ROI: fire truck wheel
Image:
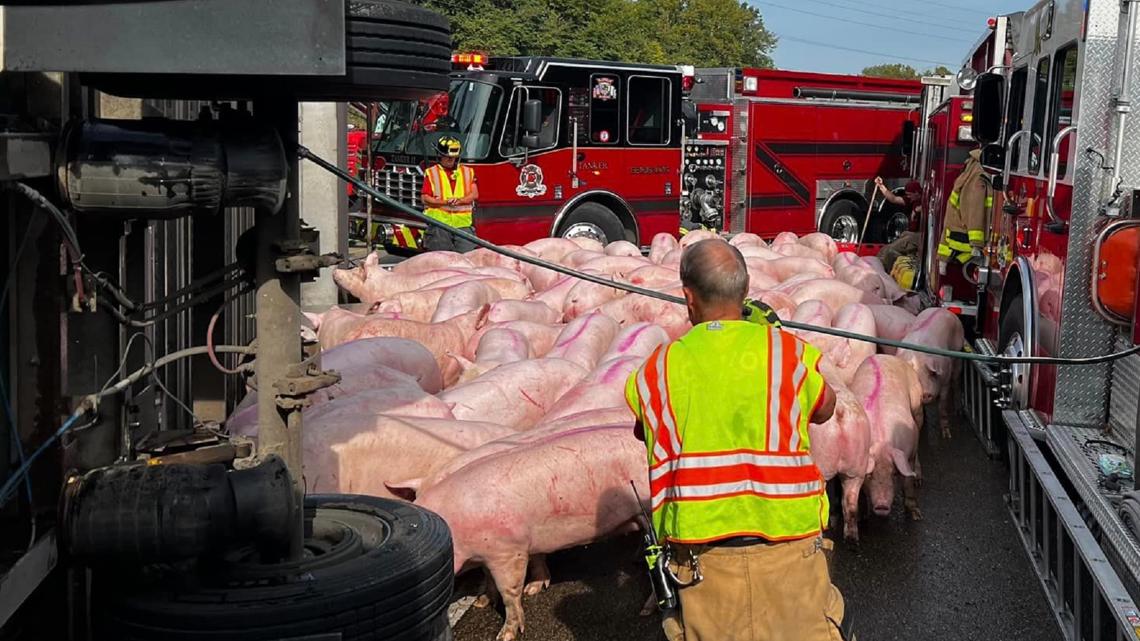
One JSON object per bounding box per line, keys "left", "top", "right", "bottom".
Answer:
{"left": 558, "top": 203, "right": 627, "bottom": 245}
{"left": 999, "top": 295, "right": 1031, "bottom": 410}
{"left": 820, "top": 200, "right": 865, "bottom": 244}
{"left": 872, "top": 211, "right": 912, "bottom": 244}
{"left": 92, "top": 495, "right": 454, "bottom": 641}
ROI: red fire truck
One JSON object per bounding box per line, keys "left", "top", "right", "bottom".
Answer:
{"left": 352, "top": 56, "right": 922, "bottom": 251}
{"left": 949, "top": 0, "right": 1140, "bottom": 633}
{"left": 685, "top": 68, "right": 921, "bottom": 244}
{"left": 914, "top": 15, "right": 1019, "bottom": 319}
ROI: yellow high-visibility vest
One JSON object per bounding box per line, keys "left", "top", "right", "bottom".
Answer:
{"left": 625, "top": 321, "right": 829, "bottom": 544}
{"left": 424, "top": 164, "right": 475, "bottom": 228}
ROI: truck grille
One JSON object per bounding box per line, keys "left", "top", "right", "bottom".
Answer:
{"left": 372, "top": 165, "right": 423, "bottom": 211}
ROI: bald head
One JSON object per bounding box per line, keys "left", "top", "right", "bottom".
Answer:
{"left": 680, "top": 239, "right": 749, "bottom": 309}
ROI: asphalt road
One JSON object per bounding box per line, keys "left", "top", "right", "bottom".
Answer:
{"left": 452, "top": 417, "right": 1062, "bottom": 641}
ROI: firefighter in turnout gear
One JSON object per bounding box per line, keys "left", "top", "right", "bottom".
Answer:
{"left": 421, "top": 136, "right": 479, "bottom": 252}
{"left": 937, "top": 148, "right": 992, "bottom": 274}
{"left": 625, "top": 239, "right": 847, "bottom": 641}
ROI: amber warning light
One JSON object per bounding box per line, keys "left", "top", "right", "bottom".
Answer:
{"left": 452, "top": 53, "right": 487, "bottom": 69}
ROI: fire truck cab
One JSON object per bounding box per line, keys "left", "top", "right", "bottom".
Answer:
{"left": 956, "top": 0, "right": 1140, "bottom": 635}
{"left": 362, "top": 55, "right": 684, "bottom": 250}
{"left": 914, "top": 14, "right": 1020, "bottom": 320}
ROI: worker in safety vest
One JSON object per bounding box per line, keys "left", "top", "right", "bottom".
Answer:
{"left": 937, "top": 148, "right": 992, "bottom": 274}
{"left": 421, "top": 136, "right": 478, "bottom": 253}
{"left": 626, "top": 239, "right": 845, "bottom": 641}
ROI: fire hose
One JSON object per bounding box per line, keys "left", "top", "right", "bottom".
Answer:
{"left": 295, "top": 145, "right": 1140, "bottom": 367}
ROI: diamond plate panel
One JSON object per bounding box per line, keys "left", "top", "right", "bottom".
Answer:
{"left": 729, "top": 98, "right": 749, "bottom": 234}
{"left": 1054, "top": 0, "right": 1132, "bottom": 426}
{"left": 1109, "top": 333, "right": 1140, "bottom": 443}
{"left": 1047, "top": 423, "right": 1140, "bottom": 581}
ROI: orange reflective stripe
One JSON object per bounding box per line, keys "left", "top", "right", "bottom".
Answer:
{"left": 644, "top": 346, "right": 680, "bottom": 460}
{"left": 649, "top": 451, "right": 823, "bottom": 508}
{"left": 766, "top": 328, "right": 784, "bottom": 451}
{"left": 775, "top": 332, "right": 801, "bottom": 452}
{"left": 653, "top": 347, "right": 681, "bottom": 457}
{"left": 425, "top": 166, "right": 442, "bottom": 198}
{"left": 786, "top": 337, "right": 808, "bottom": 452}
{"left": 638, "top": 345, "right": 673, "bottom": 462}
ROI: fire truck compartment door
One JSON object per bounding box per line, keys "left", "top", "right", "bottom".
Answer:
{"left": 1093, "top": 222, "right": 1140, "bottom": 324}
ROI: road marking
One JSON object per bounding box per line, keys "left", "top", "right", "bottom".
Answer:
{"left": 448, "top": 596, "right": 477, "bottom": 628}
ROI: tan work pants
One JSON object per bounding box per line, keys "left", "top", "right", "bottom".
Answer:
{"left": 663, "top": 536, "right": 845, "bottom": 641}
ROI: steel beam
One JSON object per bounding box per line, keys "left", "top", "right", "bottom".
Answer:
{"left": 253, "top": 101, "right": 304, "bottom": 558}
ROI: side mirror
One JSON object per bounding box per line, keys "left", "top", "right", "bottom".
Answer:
{"left": 522, "top": 134, "right": 540, "bottom": 149}
{"left": 901, "top": 120, "right": 916, "bottom": 154}
{"left": 980, "top": 143, "right": 1005, "bottom": 173}
{"left": 980, "top": 143, "right": 1005, "bottom": 189}
{"left": 971, "top": 73, "right": 1004, "bottom": 145}
{"left": 523, "top": 99, "right": 542, "bottom": 134}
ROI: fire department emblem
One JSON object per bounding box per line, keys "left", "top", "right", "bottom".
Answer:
{"left": 592, "top": 77, "right": 617, "bottom": 101}
{"left": 516, "top": 163, "right": 547, "bottom": 198}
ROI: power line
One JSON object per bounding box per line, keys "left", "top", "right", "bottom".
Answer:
{"left": 776, "top": 34, "right": 955, "bottom": 67}
{"left": 756, "top": 0, "right": 975, "bottom": 43}
{"left": 799, "top": 0, "right": 982, "bottom": 30}
{"left": 918, "top": 0, "right": 999, "bottom": 16}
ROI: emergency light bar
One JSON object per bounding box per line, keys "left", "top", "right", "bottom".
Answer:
{"left": 452, "top": 52, "right": 487, "bottom": 69}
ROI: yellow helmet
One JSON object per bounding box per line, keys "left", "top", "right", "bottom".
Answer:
{"left": 436, "top": 136, "right": 462, "bottom": 158}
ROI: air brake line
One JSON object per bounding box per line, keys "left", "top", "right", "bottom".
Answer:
{"left": 295, "top": 145, "right": 1140, "bottom": 367}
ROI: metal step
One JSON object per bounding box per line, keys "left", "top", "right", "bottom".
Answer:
{"left": 961, "top": 337, "right": 1003, "bottom": 456}
{"left": 1005, "top": 411, "right": 1140, "bottom": 640}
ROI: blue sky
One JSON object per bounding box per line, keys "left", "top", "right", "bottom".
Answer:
{"left": 755, "top": 0, "right": 1029, "bottom": 74}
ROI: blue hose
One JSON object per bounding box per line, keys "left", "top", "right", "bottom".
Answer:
{"left": 0, "top": 409, "right": 85, "bottom": 506}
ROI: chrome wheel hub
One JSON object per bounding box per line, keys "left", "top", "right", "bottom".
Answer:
{"left": 562, "top": 222, "right": 607, "bottom": 244}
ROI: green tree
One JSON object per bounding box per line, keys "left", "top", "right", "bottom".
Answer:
{"left": 861, "top": 64, "right": 954, "bottom": 79}
{"left": 861, "top": 63, "right": 920, "bottom": 79}
{"left": 423, "top": 0, "right": 776, "bottom": 68}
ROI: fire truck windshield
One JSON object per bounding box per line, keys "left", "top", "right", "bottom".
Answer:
{"left": 372, "top": 79, "right": 502, "bottom": 161}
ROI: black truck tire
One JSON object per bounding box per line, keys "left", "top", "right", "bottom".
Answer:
{"left": 93, "top": 495, "right": 454, "bottom": 641}
{"left": 82, "top": 0, "right": 452, "bottom": 101}
{"left": 558, "top": 202, "right": 627, "bottom": 245}
{"left": 820, "top": 200, "right": 865, "bottom": 244}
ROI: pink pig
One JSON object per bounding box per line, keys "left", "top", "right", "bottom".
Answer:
{"left": 808, "top": 380, "right": 873, "bottom": 541}
{"left": 414, "top": 424, "right": 649, "bottom": 641}
{"left": 894, "top": 307, "right": 965, "bottom": 438}
{"left": 849, "top": 355, "right": 924, "bottom": 521}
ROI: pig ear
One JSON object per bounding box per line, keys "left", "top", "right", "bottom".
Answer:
{"left": 891, "top": 448, "right": 916, "bottom": 477}
{"left": 447, "top": 352, "right": 475, "bottom": 372}
{"left": 364, "top": 251, "right": 380, "bottom": 267}
{"left": 865, "top": 455, "right": 876, "bottom": 476}
{"left": 384, "top": 478, "right": 422, "bottom": 502}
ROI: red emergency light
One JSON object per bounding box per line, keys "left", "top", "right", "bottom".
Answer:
{"left": 451, "top": 52, "right": 487, "bottom": 67}
{"left": 987, "top": 17, "right": 997, "bottom": 28}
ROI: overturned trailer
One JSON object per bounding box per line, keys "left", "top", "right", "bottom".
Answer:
{"left": 0, "top": 2, "right": 457, "bottom": 639}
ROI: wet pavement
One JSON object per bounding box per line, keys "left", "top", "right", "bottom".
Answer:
{"left": 452, "top": 418, "right": 1062, "bottom": 641}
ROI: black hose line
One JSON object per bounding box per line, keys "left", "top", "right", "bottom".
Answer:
{"left": 294, "top": 145, "right": 1140, "bottom": 367}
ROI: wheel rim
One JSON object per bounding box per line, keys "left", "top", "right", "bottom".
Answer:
{"left": 213, "top": 507, "right": 391, "bottom": 586}
{"left": 829, "top": 214, "right": 860, "bottom": 243}
{"left": 885, "top": 213, "right": 910, "bottom": 243}
{"left": 562, "top": 222, "right": 608, "bottom": 244}
{"left": 1003, "top": 331, "right": 1030, "bottom": 409}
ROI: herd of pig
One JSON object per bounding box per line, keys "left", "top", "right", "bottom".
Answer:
{"left": 227, "top": 229, "right": 964, "bottom": 641}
